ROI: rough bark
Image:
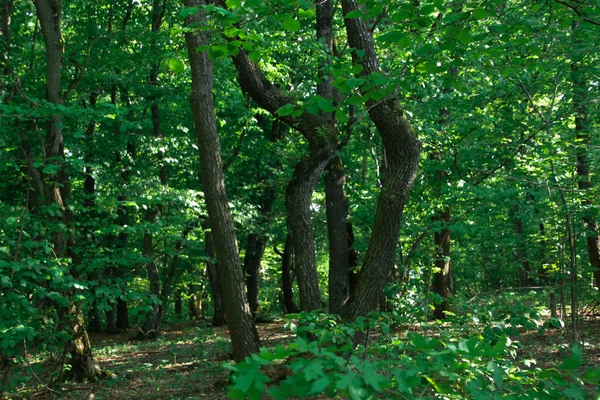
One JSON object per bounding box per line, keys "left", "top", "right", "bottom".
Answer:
{"left": 325, "top": 156, "right": 352, "bottom": 314}
{"left": 185, "top": 0, "right": 259, "bottom": 361}
{"left": 33, "top": 0, "right": 99, "bottom": 380}
{"left": 214, "top": 0, "right": 339, "bottom": 311}
{"left": 204, "top": 225, "right": 226, "bottom": 326}
{"left": 340, "top": 0, "right": 420, "bottom": 319}
{"left": 571, "top": 22, "right": 600, "bottom": 288}
{"left": 276, "top": 235, "right": 300, "bottom": 314}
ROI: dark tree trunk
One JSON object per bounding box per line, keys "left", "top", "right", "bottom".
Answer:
{"left": 105, "top": 305, "right": 118, "bottom": 333}
{"left": 340, "top": 0, "right": 420, "bottom": 319}
{"left": 33, "top": 0, "right": 99, "bottom": 380}
{"left": 514, "top": 211, "right": 534, "bottom": 287}
{"left": 571, "top": 22, "right": 600, "bottom": 289}
{"left": 142, "top": 210, "right": 160, "bottom": 338}
{"left": 325, "top": 156, "right": 352, "bottom": 315}
{"left": 244, "top": 234, "right": 265, "bottom": 315}
{"left": 188, "top": 284, "right": 200, "bottom": 320}
{"left": 216, "top": 0, "right": 339, "bottom": 312}
{"left": 175, "top": 291, "right": 182, "bottom": 321}
{"left": 185, "top": 1, "right": 260, "bottom": 361}
{"left": 88, "top": 301, "right": 102, "bottom": 333}
{"left": 116, "top": 298, "right": 129, "bottom": 330}
{"left": 204, "top": 225, "right": 226, "bottom": 326}
{"left": 277, "top": 235, "right": 300, "bottom": 314}
{"left": 432, "top": 208, "right": 452, "bottom": 319}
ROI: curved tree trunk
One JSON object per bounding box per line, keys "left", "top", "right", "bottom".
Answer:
{"left": 185, "top": 1, "right": 259, "bottom": 362}
{"left": 340, "top": 0, "right": 420, "bottom": 319}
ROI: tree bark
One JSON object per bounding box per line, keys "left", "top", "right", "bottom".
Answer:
{"left": 33, "top": 0, "right": 99, "bottom": 380}
{"left": 571, "top": 21, "right": 600, "bottom": 289}
{"left": 204, "top": 225, "right": 226, "bottom": 326}
{"left": 184, "top": 0, "right": 259, "bottom": 361}
{"left": 215, "top": 0, "right": 339, "bottom": 311}
{"left": 276, "top": 235, "right": 300, "bottom": 314}
{"left": 340, "top": 0, "right": 420, "bottom": 319}
{"left": 325, "top": 156, "right": 352, "bottom": 314}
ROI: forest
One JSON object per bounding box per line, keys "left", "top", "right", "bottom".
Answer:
{"left": 0, "top": 0, "right": 599, "bottom": 398}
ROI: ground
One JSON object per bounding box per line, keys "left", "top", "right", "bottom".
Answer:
{"left": 3, "top": 315, "right": 600, "bottom": 399}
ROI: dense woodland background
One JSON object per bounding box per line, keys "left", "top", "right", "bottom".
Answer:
{"left": 1, "top": 0, "right": 600, "bottom": 398}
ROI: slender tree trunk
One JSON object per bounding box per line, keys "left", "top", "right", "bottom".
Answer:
{"left": 175, "top": 291, "right": 182, "bottom": 321}
{"left": 185, "top": 1, "right": 260, "bottom": 361}
{"left": 33, "top": 0, "right": 99, "bottom": 380}
{"left": 188, "top": 284, "right": 200, "bottom": 320}
{"left": 340, "top": 0, "right": 420, "bottom": 319}
{"left": 244, "top": 234, "right": 263, "bottom": 314}
{"left": 432, "top": 209, "right": 452, "bottom": 319}
{"left": 276, "top": 235, "right": 300, "bottom": 314}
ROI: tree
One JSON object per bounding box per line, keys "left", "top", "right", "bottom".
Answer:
{"left": 184, "top": 0, "right": 260, "bottom": 362}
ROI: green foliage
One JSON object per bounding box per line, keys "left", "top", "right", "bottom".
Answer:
{"left": 228, "top": 312, "right": 599, "bottom": 399}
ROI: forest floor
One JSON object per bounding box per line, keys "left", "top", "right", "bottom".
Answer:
{"left": 4, "top": 315, "right": 600, "bottom": 399}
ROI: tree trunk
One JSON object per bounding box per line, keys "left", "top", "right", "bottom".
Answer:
{"left": 175, "top": 291, "right": 182, "bottom": 321}
{"left": 204, "top": 226, "right": 226, "bottom": 326}
{"left": 325, "top": 156, "right": 352, "bottom": 314}
{"left": 33, "top": 0, "right": 99, "bottom": 380}
{"left": 276, "top": 235, "right": 300, "bottom": 314}
{"left": 571, "top": 21, "right": 600, "bottom": 289}
{"left": 185, "top": 1, "right": 260, "bottom": 361}
{"left": 244, "top": 234, "right": 264, "bottom": 315}
{"left": 217, "top": 0, "right": 339, "bottom": 312}
{"left": 340, "top": 0, "right": 420, "bottom": 319}
{"left": 432, "top": 208, "right": 452, "bottom": 319}
{"left": 188, "top": 284, "right": 200, "bottom": 320}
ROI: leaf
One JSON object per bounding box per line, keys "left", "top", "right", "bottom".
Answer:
{"left": 345, "top": 10, "right": 362, "bottom": 19}
{"left": 310, "top": 376, "right": 329, "bottom": 394}
{"left": 457, "top": 31, "right": 474, "bottom": 45}
{"left": 472, "top": 7, "right": 488, "bottom": 19}
{"left": 276, "top": 104, "right": 296, "bottom": 117}
{"left": 283, "top": 18, "right": 301, "bottom": 33}
{"left": 226, "top": 0, "right": 242, "bottom": 8}
{"left": 168, "top": 58, "right": 185, "bottom": 73}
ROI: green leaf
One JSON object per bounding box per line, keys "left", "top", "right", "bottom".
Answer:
{"left": 167, "top": 58, "right": 185, "bottom": 73}
{"left": 345, "top": 10, "right": 362, "bottom": 19}
{"left": 283, "top": 18, "right": 301, "bottom": 33}
{"left": 276, "top": 104, "right": 296, "bottom": 117}
{"left": 226, "top": 0, "right": 242, "bottom": 8}
{"left": 457, "top": 31, "right": 474, "bottom": 45}
{"left": 310, "top": 376, "right": 329, "bottom": 394}
{"left": 472, "top": 7, "right": 488, "bottom": 19}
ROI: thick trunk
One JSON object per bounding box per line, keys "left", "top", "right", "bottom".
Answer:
{"left": 325, "top": 156, "right": 351, "bottom": 314}
{"left": 34, "top": 0, "right": 98, "bottom": 380}
{"left": 205, "top": 225, "right": 226, "bottom": 326}
{"left": 278, "top": 235, "right": 300, "bottom": 314}
{"left": 432, "top": 208, "right": 451, "bottom": 319}
{"left": 185, "top": 1, "right": 260, "bottom": 361}
{"left": 340, "top": 0, "right": 420, "bottom": 319}
{"left": 116, "top": 298, "right": 129, "bottom": 329}
{"left": 285, "top": 150, "right": 332, "bottom": 311}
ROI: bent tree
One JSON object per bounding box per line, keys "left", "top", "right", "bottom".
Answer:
{"left": 184, "top": 0, "right": 260, "bottom": 362}
{"left": 340, "top": 0, "right": 420, "bottom": 319}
